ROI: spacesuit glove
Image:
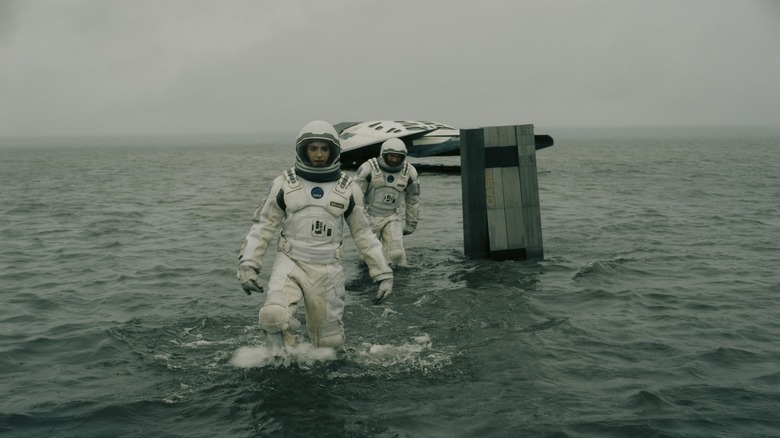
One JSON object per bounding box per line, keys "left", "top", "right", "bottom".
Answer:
{"left": 237, "top": 263, "right": 263, "bottom": 295}
{"left": 373, "top": 278, "right": 393, "bottom": 305}
{"left": 403, "top": 224, "right": 416, "bottom": 236}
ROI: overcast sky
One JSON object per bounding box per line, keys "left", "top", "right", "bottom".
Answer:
{"left": 1, "top": 0, "right": 778, "bottom": 137}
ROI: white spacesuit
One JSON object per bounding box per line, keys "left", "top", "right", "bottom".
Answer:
{"left": 237, "top": 121, "right": 393, "bottom": 351}
{"left": 355, "top": 138, "right": 420, "bottom": 267}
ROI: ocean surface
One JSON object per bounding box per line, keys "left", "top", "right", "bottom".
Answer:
{"left": 1, "top": 127, "right": 779, "bottom": 438}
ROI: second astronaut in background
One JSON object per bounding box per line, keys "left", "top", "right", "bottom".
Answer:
{"left": 355, "top": 138, "right": 420, "bottom": 267}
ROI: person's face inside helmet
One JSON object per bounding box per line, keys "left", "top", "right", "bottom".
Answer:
{"left": 384, "top": 152, "right": 404, "bottom": 166}
{"left": 305, "top": 141, "right": 331, "bottom": 167}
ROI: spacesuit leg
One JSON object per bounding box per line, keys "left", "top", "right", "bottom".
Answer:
{"left": 382, "top": 218, "right": 407, "bottom": 267}
{"left": 297, "top": 260, "right": 347, "bottom": 349}
{"left": 367, "top": 214, "right": 392, "bottom": 265}
{"left": 258, "top": 253, "right": 303, "bottom": 349}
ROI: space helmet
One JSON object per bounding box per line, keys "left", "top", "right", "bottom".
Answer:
{"left": 377, "top": 138, "right": 407, "bottom": 172}
{"left": 294, "top": 120, "right": 342, "bottom": 182}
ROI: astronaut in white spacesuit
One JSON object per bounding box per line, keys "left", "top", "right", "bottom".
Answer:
{"left": 355, "top": 138, "right": 420, "bottom": 268}
{"left": 237, "top": 121, "right": 393, "bottom": 351}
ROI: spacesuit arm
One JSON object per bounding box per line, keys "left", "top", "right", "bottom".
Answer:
{"left": 354, "top": 162, "right": 372, "bottom": 195}
{"left": 404, "top": 165, "right": 420, "bottom": 234}
{"left": 345, "top": 185, "right": 393, "bottom": 282}
{"left": 238, "top": 176, "right": 286, "bottom": 270}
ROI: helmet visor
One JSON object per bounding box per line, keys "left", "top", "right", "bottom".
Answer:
{"left": 297, "top": 139, "right": 339, "bottom": 167}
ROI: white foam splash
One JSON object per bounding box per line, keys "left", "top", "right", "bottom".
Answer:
{"left": 230, "top": 333, "right": 454, "bottom": 376}
{"left": 230, "top": 343, "right": 337, "bottom": 369}
{"left": 351, "top": 334, "right": 432, "bottom": 366}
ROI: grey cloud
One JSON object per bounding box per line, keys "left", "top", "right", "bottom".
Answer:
{"left": 1, "top": 0, "right": 778, "bottom": 138}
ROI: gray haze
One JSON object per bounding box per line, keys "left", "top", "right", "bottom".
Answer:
{"left": 1, "top": 0, "right": 778, "bottom": 137}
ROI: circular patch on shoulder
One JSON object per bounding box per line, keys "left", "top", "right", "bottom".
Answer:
{"left": 386, "top": 175, "right": 395, "bottom": 183}
{"left": 310, "top": 187, "right": 324, "bottom": 199}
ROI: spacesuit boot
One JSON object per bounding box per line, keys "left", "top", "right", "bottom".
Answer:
{"left": 265, "top": 332, "right": 285, "bottom": 351}
{"left": 264, "top": 329, "right": 297, "bottom": 352}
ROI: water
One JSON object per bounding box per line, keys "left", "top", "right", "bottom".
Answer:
{"left": 1, "top": 128, "right": 779, "bottom": 437}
